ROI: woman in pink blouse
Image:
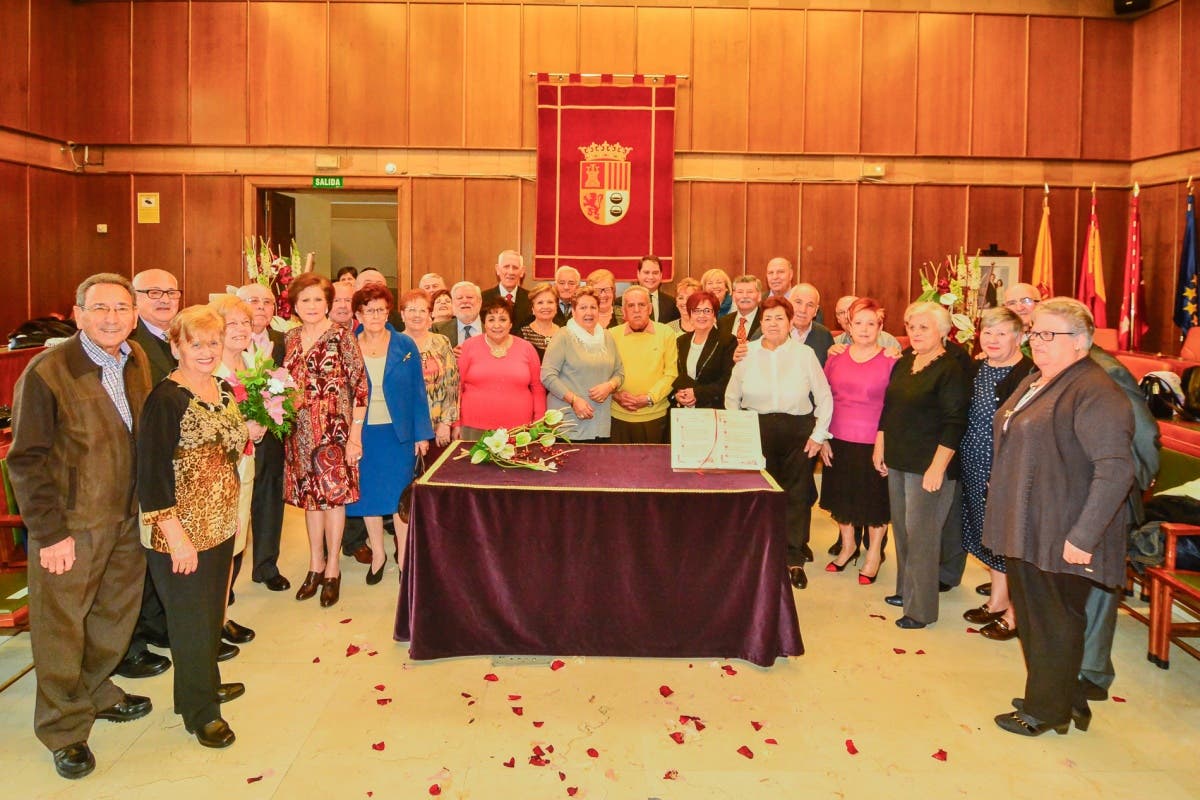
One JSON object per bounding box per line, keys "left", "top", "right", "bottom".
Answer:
{"left": 457, "top": 297, "right": 546, "bottom": 439}
{"left": 819, "top": 298, "right": 897, "bottom": 585}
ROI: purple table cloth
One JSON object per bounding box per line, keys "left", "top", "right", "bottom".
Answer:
{"left": 394, "top": 443, "right": 803, "bottom": 666}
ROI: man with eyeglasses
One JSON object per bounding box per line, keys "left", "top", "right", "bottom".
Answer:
{"left": 130, "top": 268, "right": 181, "bottom": 384}
{"left": 1002, "top": 282, "right": 1042, "bottom": 334}
{"left": 8, "top": 273, "right": 154, "bottom": 779}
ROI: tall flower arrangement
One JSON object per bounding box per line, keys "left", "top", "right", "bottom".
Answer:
{"left": 917, "top": 247, "right": 982, "bottom": 350}
{"left": 243, "top": 237, "right": 313, "bottom": 323}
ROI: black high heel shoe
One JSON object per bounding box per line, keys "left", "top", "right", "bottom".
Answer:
{"left": 366, "top": 561, "right": 385, "bottom": 585}
{"left": 825, "top": 549, "right": 860, "bottom": 573}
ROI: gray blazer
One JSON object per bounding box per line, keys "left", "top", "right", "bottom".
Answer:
{"left": 982, "top": 357, "right": 1134, "bottom": 588}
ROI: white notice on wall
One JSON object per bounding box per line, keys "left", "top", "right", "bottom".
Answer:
{"left": 670, "top": 408, "right": 765, "bottom": 472}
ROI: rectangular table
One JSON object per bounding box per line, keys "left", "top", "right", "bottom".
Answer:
{"left": 394, "top": 443, "right": 803, "bottom": 667}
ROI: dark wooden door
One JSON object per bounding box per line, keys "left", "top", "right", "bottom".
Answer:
{"left": 260, "top": 190, "right": 296, "bottom": 253}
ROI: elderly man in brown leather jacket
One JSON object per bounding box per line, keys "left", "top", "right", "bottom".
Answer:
{"left": 8, "top": 273, "right": 154, "bottom": 780}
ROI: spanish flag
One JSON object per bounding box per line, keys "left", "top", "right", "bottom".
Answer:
{"left": 1031, "top": 190, "right": 1054, "bottom": 300}
{"left": 1076, "top": 187, "right": 1107, "bottom": 325}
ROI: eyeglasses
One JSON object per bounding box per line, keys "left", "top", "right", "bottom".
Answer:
{"left": 359, "top": 307, "right": 390, "bottom": 316}
{"left": 1004, "top": 297, "right": 1037, "bottom": 308}
{"left": 402, "top": 306, "right": 429, "bottom": 314}
{"left": 135, "top": 288, "right": 182, "bottom": 300}
{"left": 78, "top": 303, "right": 134, "bottom": 316}
{"left": 245, "top": 297, "right": 275, "bottom": 307}
{"left": 690, "top": 308, "right": 715, "bottom": 316}
{"left": 1027, "top": 329, "right": 1077, "bottom": 342}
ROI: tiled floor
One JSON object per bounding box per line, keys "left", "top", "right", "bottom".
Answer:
{"left": 1, "top": 505, "right": 1198, "bottom": 799}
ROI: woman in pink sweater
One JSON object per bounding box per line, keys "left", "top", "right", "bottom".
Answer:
{"left": 457, "top": 297, "right": 546, "bottom": 439}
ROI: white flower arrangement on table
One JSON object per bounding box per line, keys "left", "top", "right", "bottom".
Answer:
{"left": 456, "top": 409, "right": 577, "bottom": 471}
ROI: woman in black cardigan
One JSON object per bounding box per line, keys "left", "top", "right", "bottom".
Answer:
{"left": 672, "top": 291, "right": 736, "bottom": 409}
{"left": 958, "top": 307, "right": 1034, "bottom": 641}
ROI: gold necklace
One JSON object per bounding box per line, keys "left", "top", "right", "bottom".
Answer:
{"left": 487, "top": 336, "right": 512, "bottom": 358}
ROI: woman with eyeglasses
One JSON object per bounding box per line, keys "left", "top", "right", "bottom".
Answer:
{"left": 398, "top": 290, "right": 458, "bottom": 454}
{"left": 985, "top": 298, "right": 1133, "bottom": 737}
{"left": 585, "top": 269, "right": 622, "bottom": 329}
{"left": 672, "top": 290, "right": 735, "bottom": 409}
{"left": 345, "top": 285, "right": 432, "bottom": 585}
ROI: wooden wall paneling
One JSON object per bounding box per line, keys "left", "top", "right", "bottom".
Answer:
{"left": 520, "top": 179, "right": 537, "bottom": 276}
{"left": 916, "top": 14, "right": 971, "bottom": 156}
{"left": 856, "top": 184, "right": 912, "bottom": 332}
{"left": 521, "top": 4, "right": 577, "bottom": 150}
{"left": 967, "top": 187, "right": 1024, "bottom": 265}
{"left": 132, "top": 175, "right": 184, "bottom": 276}
{"left": 28, "top": 169, "right": 76, "bottom": 316}
{"left": 1020, "top": 186, "right": 1077, "bottom": 300}
{"left": 1080, "top": 19, "right": 1131, "bottom": 161}
{"left": 747, "top": 9, "right": 804, "bottom": 153}
{"left": 464, "top": 179, "right": 521, "bottom": 289}
{"left": 0, "top": 0, "right": 30, "bottom": 131}
{"left": 689, "top": 182, "right": 747, "bottom": 275}
{"left": 636, "top": 7, "right": 692, "bottom": 150}
{"left": 910, "top": 185, "right": 967, "bottom": 299}
{"left": 329, "top": 3, "right": 408, "bottom": 147}
{"left": 1026, "top": 16, "right": 1081, "bottom": 159}
{"left": 247, "top": 2, "right": 328, "bottom": 146}
{"left": 691, "top": 8, "right": 749, "bottom": 152}
{"left": 75, "top": 175, "right": 132, "bottom": 281}
{"left": 1182, "top": 0, "right": 1200, "bottom": 150}
{"left": 465, "top": 4, "right": 521, "bottom": 149}
{"left": 860, "top": 12, "right": 917, "bottom": 156}
{"left": 1131, "top": 5, "right": 1180, "bottom": 159}
{"left": 131, "top": 2, "right": 188, "bottom": 144}
{"left": 0, "top": 163, "right": 29, "bottom": 337}
{"left": 672, "top": 182, "right": 690, "bottom": 280}
{"left": 394, "top": 180, "right": 412, "bottom": 292}
{"left": 71, "top": 1, "right": 130, "bottom": 144}
{"left": 1137, "top": 182, "right": 1180, "bottom": 353}
{"left": 28, "top": 0, "right": 72, "bottom": 140}
{"left": 579, "top": 5, "right": 636, "bottom": 75}
{"left": 191, "top": 1, "right": 248, "bottom": 145}
{"left": 799, "top": 183, "right": 856, "bottom": 306}
{"left": 411, "top": 178, "right": 465, "bottom": 284}
{"left": 804, "top": 11, "right": 861, "bottom": 154}
{"left": 183, "top": 176, "right": 243, "bottom": 305}
{"left": 409, "top": 3, "right": 464, "bottom": 148}
{"left": 744, "top": 183, "right": 799, "bottom": 278}
{"left": 970, "top": 15, "right": 1026, "bottom": 158}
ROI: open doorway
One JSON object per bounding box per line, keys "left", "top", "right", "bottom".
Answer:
{"left": 258, "top": 189, "right": 400, "bottom": 289}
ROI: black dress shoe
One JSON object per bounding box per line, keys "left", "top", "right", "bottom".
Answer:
{"left": 994, "top": 710, "right": 1068, "bottom": 736}
{"left": 222, "top": 619, "right": 255, "bottom": 644}
{"left": 1079, "top": 676, "right": 1109, "bottom": 701}
{"left": 217, "top": 682, "right": 245, "bottom": 704}
{"left": 52, "top": 741, "right": 95, "bottom": 780}
{"left": 96, "top": 693, "right": 152, "bottom": 722}
{"left": 788, "top": 566, "right": 808, "bottom": 590}
{"left": 884, "top": 594, "right": 904, "bottom": 607}
{"left": 1011, "top": 698, "right": 1091, "bottom": 732}
{"left": 217, "top": 641, "right": 240, "bottom": 662}
{"left": 186, "top": 718, "right": 236, "bottom": 748}
{"left": 800, "top": 544, "right": 814, "bottom": 564}
{"left": 114, "top": 651, "right": 171, "bottom": 679}
{"left": 975, "top": 582, "right": 992, "bottom": 596}
{"left": 895, "top": 615, "right": 927, "bottom": 629}
{"left": 143, "top": 632, "right": 170, "bottom": 649}
{"left": 938, "top": 581, "right": 955, "bottom": 593}
{"left": 258, "top": 574, "right": 291, "bottom": 592}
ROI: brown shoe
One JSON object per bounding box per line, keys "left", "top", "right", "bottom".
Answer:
{"left": 295, "top": 571, "right": 322, "bottom": 601}
{"left": 319, "top": 575, "right": 341, "bottom": 607}
{"left": 963, "top": 603, "right": 1006, "bottom": 624}
{"left": 352, "top": 545, "right": 372, "bottom": 565}
{"left": 981, "top": 617, "right": 1018, "bottom": 641}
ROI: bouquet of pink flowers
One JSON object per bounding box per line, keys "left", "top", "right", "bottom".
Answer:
{"left": 227, "top": 350, "right": 300, "bottom": 438}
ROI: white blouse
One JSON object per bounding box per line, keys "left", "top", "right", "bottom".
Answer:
{"left": 724, "top": 338, "right": 833, "bottom": 442}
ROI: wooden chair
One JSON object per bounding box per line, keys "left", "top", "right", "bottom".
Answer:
{"left": 1146, "top": 522, "right": 1200, "bottom": 668}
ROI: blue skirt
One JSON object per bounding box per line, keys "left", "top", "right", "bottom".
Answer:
{"left": 346, "top": 423, "right": 415, "bottom": 517}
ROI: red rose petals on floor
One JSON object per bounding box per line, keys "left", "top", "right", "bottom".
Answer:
{"left": 659, "top": 685, "right": 674, "bottom": 697}
{"left": 345, "top": 644, "right": 361, "bottom": 657}
{"left": 668, "top": 731, "right": 685, "bottom": 744}
{"left": 845, "top": 739, "right": 859, "bottom": 755}
{"left": 932, "top": 748, "right": 948, "bottom": 761}
{"left": 737, "top": 745, "right": 754, "bottom": 759}
{"left": 484, "top": 673, "right": 499, "bottom": 681}
{"left": 550, "top": 659, "right": 566, "bottom": 670}
{"left": 371, "top": 741, "right": 385, "bottom": 751}
{"left": 586, "top": 748, "right": 599, "bottom": 758}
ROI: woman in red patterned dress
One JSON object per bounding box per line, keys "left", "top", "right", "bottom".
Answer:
{"left": 283, "top": 273, "right": 368, "bottom": 609}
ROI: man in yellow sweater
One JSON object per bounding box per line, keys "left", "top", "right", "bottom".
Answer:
{"left": 610, "top": 286, "right": 679, "bottom": 444}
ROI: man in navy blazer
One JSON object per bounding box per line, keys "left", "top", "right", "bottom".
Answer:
{"left": 481, "top": 249, "right": 532, "bottom": 328}
{"left": 717, "top": 275, "right": 763, "bottom": 343}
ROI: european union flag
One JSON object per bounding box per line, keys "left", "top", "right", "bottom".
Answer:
{"left": 1176, "top": 192, "right": 1198, "bottom": 334}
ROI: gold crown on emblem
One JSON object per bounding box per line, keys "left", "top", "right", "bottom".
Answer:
{"left": 579, "top": 141, "right": 633, "bottom": 161}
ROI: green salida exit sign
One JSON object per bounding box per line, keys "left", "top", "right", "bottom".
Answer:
{"left": 312, "top": 176, "right": 343, "bottom": 189}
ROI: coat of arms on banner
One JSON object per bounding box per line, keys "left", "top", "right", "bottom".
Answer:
{"left": 579, "top": 142, "right": 632, "bottom": 226}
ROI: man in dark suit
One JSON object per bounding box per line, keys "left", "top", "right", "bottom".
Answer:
{"left": 552, "top": 265, "right": 580, "bottom": 326}
{"left": 432, "top": 281, "right": 483, "bottom": 352}
{"left": 481, "top": 249, "right": 532, "bottom": 328}
{"left": 236, "top": 283, "right": 293, "bottom": 591}
{"left": 788, "top": 283, "right": 834, "bottom": 366}
{"left": 638, "top": 255, "right": 679, "bottom": 324}
{"left": 115, "top": 268, "right": 180, "bottom": 680}
{"left": 717, "top": 275, "right": 763, "bottom": 343}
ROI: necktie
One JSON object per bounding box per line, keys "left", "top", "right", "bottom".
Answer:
{"left": 506, "top": 293, "right": 514, "bottom": 303}
{"left": 736, "top": 316, "right": 747, "bottom": 342}
{"left": 464, "top": 324, "right": 474, "bottom": 339}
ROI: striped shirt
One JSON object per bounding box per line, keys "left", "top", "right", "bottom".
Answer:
{"left": 80, "top": 333, "right": 133, "bottom": 430}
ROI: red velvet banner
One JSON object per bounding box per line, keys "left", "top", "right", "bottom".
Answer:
{"left": 535, "top": 79, "right": 676, "bottom": 281}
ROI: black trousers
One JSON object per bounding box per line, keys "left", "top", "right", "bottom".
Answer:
{"left": 249, "top": 433, "right": 285, "bottom": 581}
{"left": 609, "top": 415, "right": 668, "bottom": 444}
{"left": 124, "top": 565, "right": 169, "bottom": 658}
{"left": 1007, "top": 557, "right": 1093, "bottom": 725}
{"left": 147, "top": 537, "right": 234, "bottom": 731}
{"left": 758, "top": 413, "right": 816, "bottom": 566}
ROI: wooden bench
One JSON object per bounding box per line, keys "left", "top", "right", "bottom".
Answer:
{"left": 1146, "top": 522, "right": 1200, "bottom": 668}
